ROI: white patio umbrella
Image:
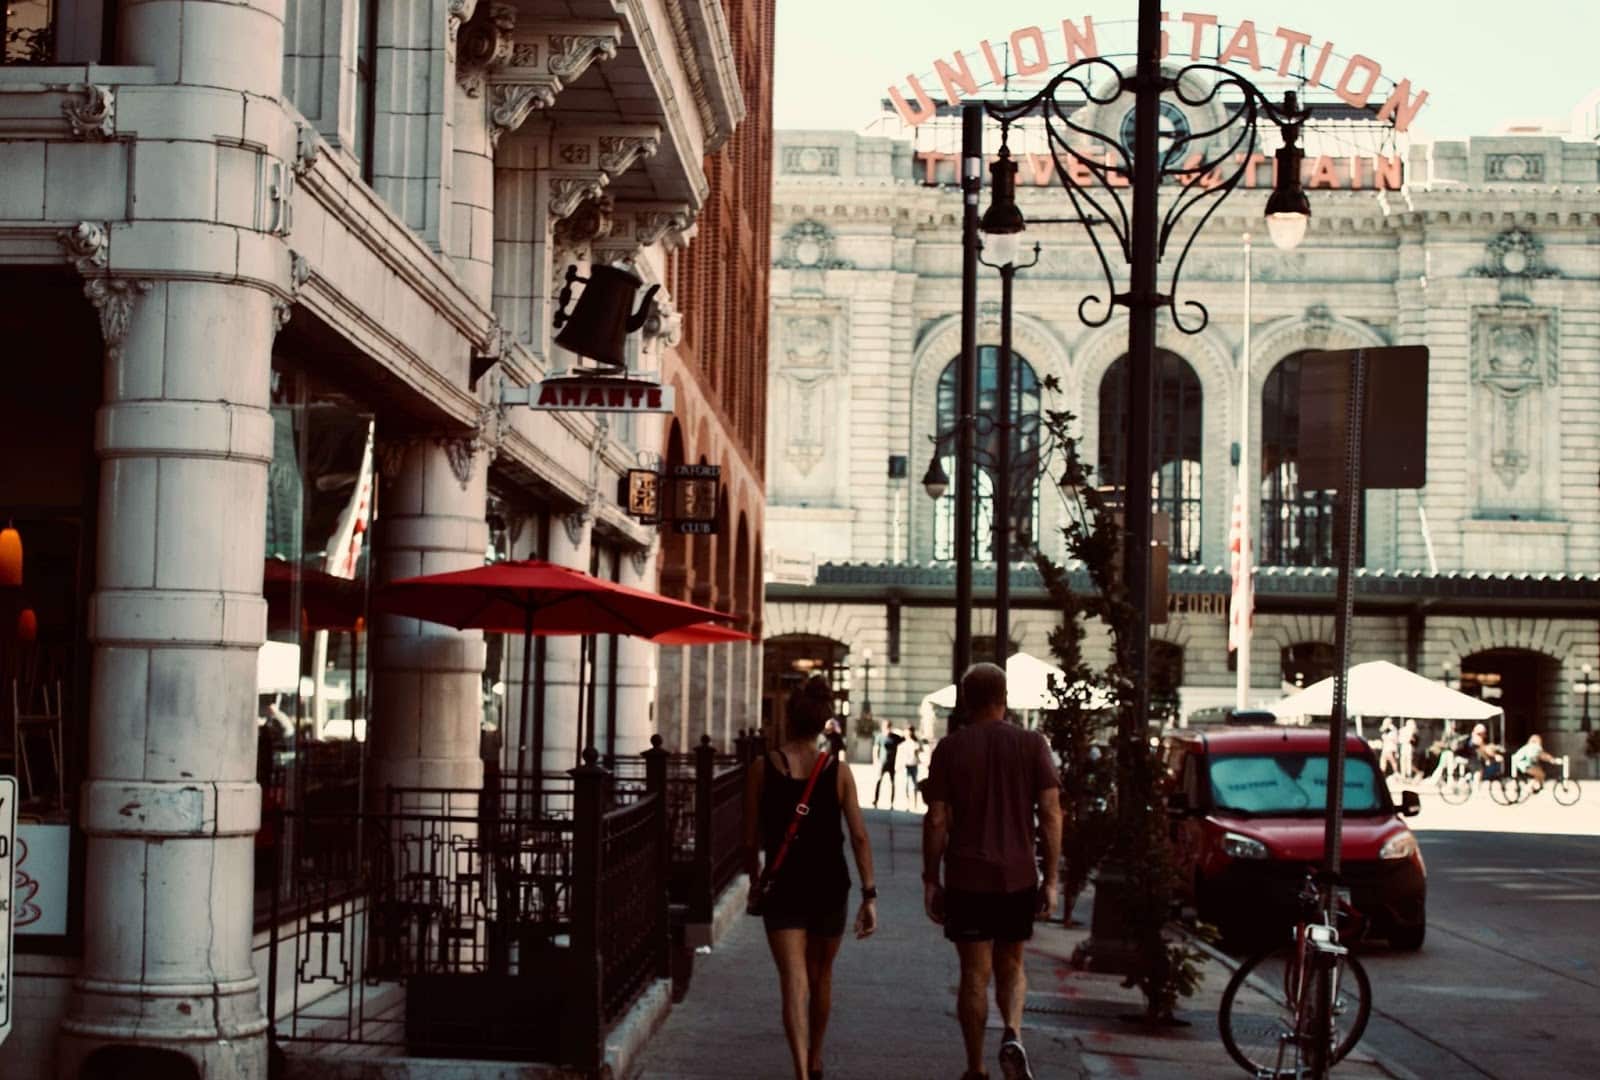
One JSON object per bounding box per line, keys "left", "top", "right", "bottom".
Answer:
{"left": 923, "top": 652, "right": 1113, "bottom": 711}
{"left": 1266, "top": 660, "right": 1501, "bottom": 723}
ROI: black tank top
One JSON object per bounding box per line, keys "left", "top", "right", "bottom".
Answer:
{"left": 759, "top": 749, "right": 851, "bottom": 903}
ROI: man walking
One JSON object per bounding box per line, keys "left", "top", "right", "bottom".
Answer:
{"left": 873, "top": 720, "right": 903, "bottom": 808}
{"left": 922, "top": 663, "right": 1062, "bottom": 1080}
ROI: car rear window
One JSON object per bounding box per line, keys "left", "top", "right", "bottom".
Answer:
{"left": 1207, "top": 753, "right": 1385, "bottom": 814}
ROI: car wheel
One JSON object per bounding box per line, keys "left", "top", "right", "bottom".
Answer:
{"left": 1389, "top": 921, "right": 1426, "bottom": 951}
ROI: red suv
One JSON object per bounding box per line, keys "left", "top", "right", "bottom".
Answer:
{"left": 1165, "top": 725, "right": 1426, "bottom": 951}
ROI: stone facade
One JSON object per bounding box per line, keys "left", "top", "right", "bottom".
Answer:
{"left": 763, "top": 122, "right": 1600, "bottom": 760}
{"left": 0, "top": 0, "right": 768, "bottom": 1075}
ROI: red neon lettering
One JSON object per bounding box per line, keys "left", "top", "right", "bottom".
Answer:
{"left": 1009, "top": 26, "right": 1050, "bottom": 76}
{"left": 888, "top": 75, "right": 938, "bottom": 127}
{"left": 1376, "top": 80, "right": 1429, "bottom": 134}
{"left": 1308, "top": 40, "right": 1334, "bottom": 85}
{"left": 933, "top": 51, "right": 980, "bottom": 105}
{"left": 1308, "top": 155, "right": 1340, "bottom": 189}
{"left": 978, "top": 39, "right": 1007, "bottom": 84}
{"left": 647, "top": 388, "right": 663, "bottom": 409}
{"left": 607, "top": 386, "right": 626, "bottom": 407}
{"left": 1375, "top": 155, "right": 1403, "bottom": 190}
{"left": 1027, "top": 153, "right": 1054, "bottom": 186}
{"left": 1334, "top": 54, "right": 1382, "bottom": 109}
{"left": 1060, "top": 17, "right": 1098, "bottom": 62}
{"left": 1180, "top": 12, "right": 1217, "bottom": 60}
{"left": 1349, "top": 156, "right": 1364, "bottom": 191}
{"left": 1218, "top": 20, "right": 1262, "bottom": 70}
{"left": 585, "top": 387, "right": 605, "bottom": 407}
{"left": 1273, "top": 27, "right": 1311, "bottom": 77}
{"left": 560, "top": 386, "right": 583, "bottom": 406}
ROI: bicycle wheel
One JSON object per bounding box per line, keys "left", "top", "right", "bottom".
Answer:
{"left": 1219, "top": 943, "right": 1372, "bottom": 1078}
{"left": 1552, "top": 779, "right": 1581, "bottom": 806}
{"left": 1438, "top": 774, "right": 1471, "bottom": 805}
{"left": 1489, "top": 776, "right": 1520, "bottom": 806}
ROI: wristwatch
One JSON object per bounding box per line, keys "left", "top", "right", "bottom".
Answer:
{"left": 861, "top": 886, "right": 878, "bottom": 901}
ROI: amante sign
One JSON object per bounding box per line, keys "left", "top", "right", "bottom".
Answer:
{"left": 503, "top": 376, "right": 675, "bottom": 414}
{"left": 888, "top": 14, "right": 1428, "bottom": 133}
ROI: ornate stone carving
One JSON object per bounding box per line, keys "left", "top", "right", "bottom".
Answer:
{"left": 487, "top": 83, "right": 556, "bottom": 147}
{"left": 1470, "top": 305, "right": 1560, "bottom": 504}
{"left": 446, "top": 0, "right": 474, "bottom": 42}
{"left": 775, "top": 220, "right": 851, "bottom": 270}
{"left": 550, "top": 177, "right": 605, "bottom": 221}
{"left": 294, "top": 123, "right": 322, "bottom": 177}
{"left": 548, "top": 34, "right": 618, "bottom": 81}
{"left": 598, "top": 134, "right": 659, "bottom": 177}
{"left": 553, "top": 194, "right": 614, "bottom": 250}
{"left": 59, "top": 221, "right": 108, "bottom": 274}
{"left": 636, "top": 207, "right": 695, "bottom": 247}
{"left": 558, "top": 142, "right": 592, "bottom": 166}
{"left": 560, "top": 509, "right": 589, "bottom": 546}
{"left": 83, "top": 277, "right": 153, "bottom": 365}
{"left": 274, "top": 251, "right": 312, "bottom": 334}
{"left": 1470, "top": 227, "right": 1559, "bottom": 302}
{"left": 781, "top": 146, "right": 840, "bottom": 175}
{"left": 374, "top": 438, "right": 414, "bottom": 479}
{"left": 640, "top": 293, "right": 683, "bottom": 349}
{"left": 62, "top": 84, "right": 114, "bottom": 139}
{"left": 437, "top": 436, "right": 480, "bottom": 491}
{"left": 267, "top": 159, "right": 294, "bottom": 237}
{"left": 1303, "top": 303, "right": 1335, "bottom": 347}
{"left": 1485, "top": 153, "right": 1544, "bottom": 182}
{"left": 629, "top": 546, "right": 653, "bottom": 577}
{"left": 457, "top": 2, "right": 516, "bottom": 96}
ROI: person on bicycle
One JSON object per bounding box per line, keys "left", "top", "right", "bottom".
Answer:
{"left": 1470, "top": 723, "right": 1506, "bottom": 780}
{"left": 1511, "top": 732, "right": 1560, "bottom": 790}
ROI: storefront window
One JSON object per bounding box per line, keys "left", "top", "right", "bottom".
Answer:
{"left": 3, "top": 0, "right": 54, "bottom": 63}
{"left": 256, "top": 363, "right": 376, "bottom": 918}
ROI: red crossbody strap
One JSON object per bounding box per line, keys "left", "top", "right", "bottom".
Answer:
{"left": 766, "top": 749, "right": 832, "bottom": 881}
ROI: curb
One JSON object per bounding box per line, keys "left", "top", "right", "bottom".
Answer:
{"left": 1174, "top": 924, "right": 1423, "bottom": 1080}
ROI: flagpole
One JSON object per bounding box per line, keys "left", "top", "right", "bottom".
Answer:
{"left": 1235, "top": 233, "right": 1254, "bottom": 711}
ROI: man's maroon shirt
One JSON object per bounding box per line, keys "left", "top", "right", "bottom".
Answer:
{"left": 924, "top": 718, "right": 1060, "bottom": 894}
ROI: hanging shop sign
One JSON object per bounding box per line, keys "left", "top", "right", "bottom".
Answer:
{"left": 887, "top": 15, "right": 1429, "bottom": 132}
{"left": 624, "top": 469, "right": 661, "bottom": 524}
{"left": 503, "top": 377, "right": 675, "bottom": 414}
{"left": 622, "top": 465, "right": 723, "bottom": 534}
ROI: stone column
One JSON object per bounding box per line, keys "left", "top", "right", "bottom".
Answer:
{"left": 686, "top": 583, "right": 715, "bottom": 748}
{"left": 369, "top": 438, "right": 489, "bottom": 797}
{"left": 612, "top": 547, "right": 659, "bottom": 753}
{"left": 59, "top": 0, "right": 289, "bottom": 1070}
{"left": 450, "top": 2, "right": 511, "bottom": 303}
{"left": 542, "top": 509, "right": 592, "bottom": 771}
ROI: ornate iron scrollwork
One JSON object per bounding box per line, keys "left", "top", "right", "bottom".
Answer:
{"left": 985, "top": 62, "right": 1308, "bottom": 335}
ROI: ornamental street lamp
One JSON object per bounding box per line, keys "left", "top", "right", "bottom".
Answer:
{"left": 1576, "top": 662, "right": 1594, "bottom": 732}
{"left": 862, "top": 647, "right": 874, "bottom": 722}
{"left": 966, "top": 0, "right": 1312, "bottom": 981}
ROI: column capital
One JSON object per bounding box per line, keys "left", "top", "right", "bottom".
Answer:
{"left": 59, "top": 222, "right": 154, "bottom": 366}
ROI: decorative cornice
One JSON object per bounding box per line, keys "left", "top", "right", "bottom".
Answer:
{"left": 548, "top": 33, "right": 618, "bottom": 81}
{"left": 550, "top": 176, "right": 605, "bottom": 221}
{"left": 62, "top": 84, "right": 114, "bottom": 139}
{"left": 553, "top": 194, "right": 613, "bottom": 250}
{"left": 487, "top": 83, "right": 556, "bottom": 148}
{"left": 598, "top": 134, "right": 659, "bottom": 178}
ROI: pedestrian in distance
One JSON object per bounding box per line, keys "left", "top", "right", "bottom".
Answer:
{"left": 743, "top": 675, "right": 878, "bottom": 1080}
{"left": 903, "top": 730, "right": 925, "bottom": 808}
{"left": 1399, "top": 717, "right": 1418, "bottom": 781}
{"left": 873, "top": 719, "right": 904, "bottom": 809}
{"left": 923, "top": 662, "right": 1064, "bottom": 1080}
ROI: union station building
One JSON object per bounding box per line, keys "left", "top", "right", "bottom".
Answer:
{"left": 762, "top": 97, "right": 1600, "bottom": 761}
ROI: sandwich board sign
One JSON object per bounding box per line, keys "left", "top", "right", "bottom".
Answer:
{"left": 0, "top": 775, "right": 15, "bottom": 1047}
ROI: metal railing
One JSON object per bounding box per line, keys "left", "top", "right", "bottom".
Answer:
{"left": 262, "top": 735, "right": 755, "bottom": 1075}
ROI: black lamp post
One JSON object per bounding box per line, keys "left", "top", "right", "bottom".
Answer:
{"left": 862, "top": 647, "right": 874, "bottom": 722}
{"left": 965, "top": 0, "right": 1312, "bottom": 978}
{"left": 1576, "top": 662, "right": 1594, "bottom": 733}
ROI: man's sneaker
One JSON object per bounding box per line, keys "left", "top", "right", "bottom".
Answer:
{"left": 998, "top": 1034, "right": 1033, "bottom": 1080}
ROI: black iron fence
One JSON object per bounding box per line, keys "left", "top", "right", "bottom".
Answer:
{"left": 262, "top": 734, "right": 756, "bottom": 1075}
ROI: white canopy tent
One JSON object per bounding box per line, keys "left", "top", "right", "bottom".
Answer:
{"left": 922, "top": 651, "right": 1114, "bottom": 712}
{"left": 1266, "top": 661, "right": 1501, "bottom": 725}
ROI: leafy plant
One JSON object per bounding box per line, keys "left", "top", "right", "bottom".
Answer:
{"left": 1030, "top": 389, "right": 1205, "bottom": 1020}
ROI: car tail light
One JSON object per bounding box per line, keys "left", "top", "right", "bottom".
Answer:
{"left": 1221, "top": 832, "right": 1269, "bottom": 860}
{"left": 1379, "top": 832, "right": 1419, "bottom": 861}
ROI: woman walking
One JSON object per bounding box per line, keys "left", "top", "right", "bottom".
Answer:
{"left": 744, "top": 676, "right": 878, "bottom": 1080}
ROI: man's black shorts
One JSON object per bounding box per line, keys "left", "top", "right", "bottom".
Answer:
{"left": 943, "top": 887, "right": 1037, "bottom": 943}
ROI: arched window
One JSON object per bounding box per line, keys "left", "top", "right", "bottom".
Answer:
{"left": 1097, "top": 350, "right": 1203, "bottom": 563}
{"left": 933, "top": 348, "right": 1041, "bottom": 562}
{"left": 1260, "top": 352, "right": 1339, "bottom": 567}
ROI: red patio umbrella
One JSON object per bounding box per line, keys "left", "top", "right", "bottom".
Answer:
{"left": 373, "top": 560, "right": 728, "bottom": 777}
{"left": 649, "top": 621, "right": 756, "bottom": 646}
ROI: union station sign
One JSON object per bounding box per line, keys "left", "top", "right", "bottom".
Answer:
{"left": 887, "top": 13, "right": 1429, "bottom": 133}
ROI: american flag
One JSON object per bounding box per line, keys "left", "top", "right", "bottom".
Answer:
{"left": 1227, "top": 490, "right": 1253, "bottom": 653}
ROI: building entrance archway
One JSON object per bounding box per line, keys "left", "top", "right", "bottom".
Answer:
{"left": 1459, "top": 648, "right": 1561, "bottom": 749}
{"left": 761, "top": 633, "right": 849, "bottom": 744}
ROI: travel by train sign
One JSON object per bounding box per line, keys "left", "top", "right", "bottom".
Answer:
{"left": 886, "top": 14, "right": 1429, "bottom": 132}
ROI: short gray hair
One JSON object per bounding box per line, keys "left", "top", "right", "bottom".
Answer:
{"left": 961, "top": 662, "right": 1007, "bottom": 712}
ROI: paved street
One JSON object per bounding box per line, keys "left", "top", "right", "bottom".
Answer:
{"left": 1347, "top": 781, "right": 1600, "bottom": 1079}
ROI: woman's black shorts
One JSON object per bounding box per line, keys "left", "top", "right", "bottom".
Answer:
{"left": 761, "top": 890, "right": 848, "bottom": 937}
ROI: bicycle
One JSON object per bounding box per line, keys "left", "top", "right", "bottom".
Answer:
{"left": 1521, "top": 754, "right": 1582, "bottom": 806}
{"left": 1219, "top": 871, "right": 1373, "bottom": 1078}
{"left": 1436, "top": 752, "right": 1475, "bottom": 805}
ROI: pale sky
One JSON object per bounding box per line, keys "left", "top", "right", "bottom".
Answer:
{"left": 773, "top": 1, "right": 1600, "bottom": 140}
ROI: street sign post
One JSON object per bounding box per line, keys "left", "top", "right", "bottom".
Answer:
{"left": 0, "top": 775, "right": 16, "bottom": 1048}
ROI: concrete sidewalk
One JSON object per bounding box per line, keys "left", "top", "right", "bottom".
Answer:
{"left": 631, "top": 812, "right": 1403, "bottom": 1079}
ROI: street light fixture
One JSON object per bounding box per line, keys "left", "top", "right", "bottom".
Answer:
{"left": 921, "top": 455, "right": 950, "bottom": 500}
{"left": 1264, "top": 95, "right": 1312, "bottom": 251}
{"left": 862, "top": 647, "right": 874, "bottom": 722}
